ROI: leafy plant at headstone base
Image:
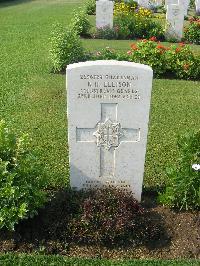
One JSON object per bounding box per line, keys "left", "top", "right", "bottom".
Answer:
{"left": 91, "top": 26, "right": 119, "bottom": 40}
{"left": 184, "top": 17, "right": 200, "bottom": 45}
{"left": 71, "top": 8, "right": 91, "bottom": 36}
{"left": 165, "top": 42, "right": 200, "bottom": 79}
{"left": 113, "top": 14, "right": 134, "bottom": 39}
{"left": 0, "top": 120, "right": 47, "bottom": 231}
{"left": 84, "top": 0, "right": 96, "bottom": 15}
{"left": 128, "top": 38, "right": 167, "bottom": 77}
{"left": 68, "top": 187, "right": 143, "bottom": 246}
{"left": 50, "top": 24, "right": 88, "bottom": 73}
{"left": 159, "top": 131, "right": 200, "bottom": 210}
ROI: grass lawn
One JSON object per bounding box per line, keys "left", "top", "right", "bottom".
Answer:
{"left": 0, "top": 0, "right": 200, "bottom": 261}
{"left": 0, "top": 254, "right": 199, "bottom": 266}
{"left": 0, "top": 0, "right": 199, "bottom": 189}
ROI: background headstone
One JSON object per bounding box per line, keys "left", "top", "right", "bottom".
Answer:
{"left": 182, "top": 0, "right": 190, "bottom": 16}
{"left": 195, "top": 0, "right": 200, "bottom": 14}
{"left": 67, "top": 61, "right": 153, "bottom": 201}
{"left": 165, "top": 3, "right": 184, "bottom": 41}
{"left": 96, "top": 0, "right": 114, "bottom": 29}
{"left": 149, "top": 0, "right": 161, "bottom": 9}
{"left": 138, "top": 0, "right": 150, "bottom": 8}
{"left": 165, "top": 0, "right": 178, "bottom": 7}
{"left": 155, "top": 0, "right": 163, "bottom": 6}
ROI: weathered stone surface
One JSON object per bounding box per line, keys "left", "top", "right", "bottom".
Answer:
{"left": 195, "top": 0, "right": 200, "bottom": 14}
{"left": 138, "top": 0, "right": 150, "bottom": 8}
{"left": 165, "top": 0, "right": 178, "bottom": 7}
{"left": 166, "top": 4, "right": 184, "bottom": 41}
{"left": 66, "top": 61, "right": 153, "bottom": 201}
{"left": 96, "top": 0, "right": 114, "bottom": 29}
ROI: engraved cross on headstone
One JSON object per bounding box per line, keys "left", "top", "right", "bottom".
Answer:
{"left": 76, "top": 103, "right": 140, "bottom": 178}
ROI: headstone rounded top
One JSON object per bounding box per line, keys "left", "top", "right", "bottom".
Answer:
{"left": 67, "top": 60, "right": 153, "bottom": 73}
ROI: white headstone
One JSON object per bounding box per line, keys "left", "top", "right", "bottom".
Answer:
{"left": 138, "top": 0, "right": 150, "bottom": 8}
{"left": 166, "top": 4, "right": 184, "bottom": 41}
{"left": 195, "top": 0, "right": 200, "bottom": 14}
{"left": 67, "top": 60, "right": 153, "bottom": 201}
{"left": 150, "top": 0, "right": 163, "bottom": 7}
{"left": 165, "top": 0, "right": 178, "bottom": 8}
{"left": 96, "top": 0, "right": 114, "bottom": 29}
{"left": 156, "top": 0, "right": 163, "bottom": 6}
{"left": 182, "top": 0, "right": 190, "bottom": 16}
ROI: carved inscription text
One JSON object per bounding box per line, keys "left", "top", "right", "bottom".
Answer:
{"left": 77, "top": 74, "right": 140, "bottom": 100}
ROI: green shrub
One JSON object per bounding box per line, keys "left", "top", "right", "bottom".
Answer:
{"left": 92, "top": 47, "right": 129, "bottom": 60}
{"left": 114, "top": 14, "right": 165, "bottom": 40}
{"left": 165, "top": 43, "right": 200, "bottom": 79}
{"left": 69, "top": 188, "right": 142, "bottom": 246}
{"left": 84, "top": 0, "right": 96, "bottom": 15}
{"left": 129, "top": 39, "right": 167, "bottom": 77}
{"left": 71, "top": 8, "right": 91, "bottom": 36}
{"left": 0, "top": 120, "right": 46, "bottom": 230}
{"left": 190, "top": 0, "right": 195, "bottom": 8}
{"left": 92, "top": 13, "right": 164, "bottom": 41}
{"left": 159, "top": 131, "right": 200, "bottom": 210}
{"left": 184, "top": 17, "right": 200, "bottom": 45}
{"left": 50, "top": 24, "right": 87, "bottom": 72}
{"left": 113, "top": 15, "right": 133, "bottom": 39}
{"left": 93, "top": 40, "right": 199, "bottom": 80}
{"left": 91, "top": 26, "right": 118, "bottom": 40}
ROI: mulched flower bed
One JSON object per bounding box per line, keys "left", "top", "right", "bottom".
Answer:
{"left": 0, "top": 190, "right": 199, "bottom": 259}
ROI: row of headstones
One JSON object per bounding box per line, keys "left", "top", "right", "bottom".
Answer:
{"left": 67, "top": 1, "right": 199, "bottom": 202}
{"left": 96, "top": 0, "right": 200, "bottom": 41}
{"left": 133, "top": 0, "right": 200, "bottom": 14}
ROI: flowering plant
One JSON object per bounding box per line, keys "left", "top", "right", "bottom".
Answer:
{"left": 113, "top": 14, "right": 164, "bottom": 40}
{"left": 128, "top": 38, "right": 167, "bottom": 76}
{"left": 135, "top": 6, "right": 152, "bottom": 18}
{"left": 192, "top": 164, "right": 200, "bottom": 171}
{"left": 165, "top": 43, "right": 200, "bottom": 79}
{"left": 114, "top": 1, "right": 138, "bottom": 16}
{"left": 184, "top": 17, "right": 200, "bottom": 44}
{"left": 114, "top": 1, "right": 152, "bottom": 18}
{"left": 93, "top": 38, "right": 200, "bottom": 80}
